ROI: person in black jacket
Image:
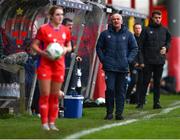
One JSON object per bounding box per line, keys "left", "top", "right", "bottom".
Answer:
{"left": 126, "top": 23, "right": 144, "bottom": 106}
{"left": 62, "top": 18, "right": 82, "bottom": 94}
{"left": 96, "top": 13, "right": 138, "bottom": 120}
{"left": 139, "top": 10, "right": 171, "bottom": 109}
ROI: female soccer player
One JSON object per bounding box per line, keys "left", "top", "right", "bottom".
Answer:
{"left": 32, "top": 5, "right": 72, "bottom": 131}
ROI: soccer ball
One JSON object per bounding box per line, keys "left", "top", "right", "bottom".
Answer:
{"left": 46, "top": 43, "right": 64, "bottom": 60}
{"left": 95, "top": 97, "right": 105, "bottom": 105}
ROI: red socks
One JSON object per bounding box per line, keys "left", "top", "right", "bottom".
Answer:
{"left": 39, "top": 94, "right": 59, "bottom": 124}
{"left": 49, "top": 94, "right": 59, "bottom": 123}
{"left": 39, "top": 95, "right": 49, "bottom": 124}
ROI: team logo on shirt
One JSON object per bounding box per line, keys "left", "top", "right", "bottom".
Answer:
{"left": 42, "top": 74, "right": 47, "bottom": 77}
{"left": 107, "top": 35, "right": 111, "bottom": 38}
{"left": 60, "top": 75, "right": 63, "bottom": 80}
{"left": 122, "top": 36, "right": 126, "bottom": 40}
{"left": 150, "top": 31, "right": 153, "bottom": 34}
{"left": 48, "top": 34, "right": 52, "bottom": 37}
{"left": 62, "top": 33, "right": 66, "bottom": 40}
{"left": 53, "top": 38, "right": 57, "bottom": 42}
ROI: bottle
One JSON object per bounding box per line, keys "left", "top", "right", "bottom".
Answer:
{"left": 2, "top": 83, "right": 6, "bottom": 96}
{"left": 76, "top": 68, "right": 82, "bottom": 94}
{"left": 11, "top": 83, "right": 16, "bottom": 97}
{"left": 6, "top": 84, "right": 11, "bottom": 97}
{"left": 76, "top": 68, "right": 82, "bottom": 77}
{"left": 76, "top": 68, "right": 82, "bottom": 88}
{"left": 9, "top": 107, "right": 14, "bottom": 115}
{"left": 16, "top": 83, "right": 20, "bottom": 98}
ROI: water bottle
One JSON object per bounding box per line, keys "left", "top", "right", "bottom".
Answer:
{"left": 76, "top": 68, "right": 82, "bottom": 77}
{"left": 76, "top": 68, "right": 82, "bottom": 94}
{"left": 2, "top": 83, "right": 6, "bottom": 96}
{"left": 15, "top": 83, "right": 20, "bottom": 98}
{"left": 11, "top": 83, "right": 16, "bottom": 97}
{"left": 59, "top": 110, "right": 64, "bottom": 118}
{"left": 6, "top": 84, "right": 11, "bottom": 97}
{"left": 76, "top": 69, "right": 82, "bottom": 88}
{"left": 9, "top": 107, "right": 14, "bottom": 115}
{"left": 77, "top": 77, "right": 81, "bottom": 88}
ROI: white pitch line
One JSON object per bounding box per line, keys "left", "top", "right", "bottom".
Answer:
{"left": 142, "top": 105, "right": 180, "bottom": 119}
{"left": 63, "top": 119, "right": 138, "bottom": 139}
{"left": 168, "top": 101, "right": 180, "bottom": 107}
{"left": 161, "top": 105, "right": 180, "bottom": 114}
{"left": 64, "top": 104, "right": 180, "bottom": 139}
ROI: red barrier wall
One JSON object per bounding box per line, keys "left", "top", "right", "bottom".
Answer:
{"left": 168, "top": 37, "right": 180, "bottom": 92}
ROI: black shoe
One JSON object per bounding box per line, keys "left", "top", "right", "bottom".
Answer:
{"left": 104, "top": 114, "right": 113, "bottom": 120}
{"left": 153, "top": 104, "right": 162, "bottom": 109}
{"left": 115, "top": 115, "right": 124, "bottom": 120}
{"left": 135, "top": 104, "right": 143, "bottom": 109}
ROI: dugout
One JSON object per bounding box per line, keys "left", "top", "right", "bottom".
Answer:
{"left": 0, "top": 0, "right": 93, "bottom": 113}
{"left": 65, "top": 1, "right": 112, "bottom": 99}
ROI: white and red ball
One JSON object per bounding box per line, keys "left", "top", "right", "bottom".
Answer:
{"left": 46, "top": 43, "right": 64, "bottom": 60}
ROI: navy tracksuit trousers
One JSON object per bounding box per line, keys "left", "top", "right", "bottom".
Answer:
{"left": 105, "top": 71, "right": 127, "bottom": 116}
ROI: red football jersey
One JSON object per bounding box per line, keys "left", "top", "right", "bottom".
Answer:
{"left": 36, "top": 23, "right": 71, "bottom": 50}
{"left": 35, "top": 23, "right": 71, "bottom": 82}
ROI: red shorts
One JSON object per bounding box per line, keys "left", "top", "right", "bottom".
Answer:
{"left": 36, "top": 56, "right": 65, "bottom": 82}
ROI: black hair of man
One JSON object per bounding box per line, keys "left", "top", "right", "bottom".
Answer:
{"left": 133, "top": 22, "right": 142, "bottom": 28}
{"left": 151, "top": 10, "right": 162, "bottom": 17}
{"left": 62, "top": 18, "right": 73, "bottom": 25}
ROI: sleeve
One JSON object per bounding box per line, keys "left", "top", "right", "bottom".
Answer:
{"left": 139, "top": 28, "right": 146, "bottom": 50}
{"left": 138, "top": 47, "right": 144, "bottom": 64}
{"left": 165, "top": 28, "right": 171, "bottom": 52}
{"left": 96, "top": 32, "right": 105, "bottom": 63}
{"left": 138, "top": 28, "right": 147, "bottom": 64}
{"left": 35, "top": 27, "right": 44, "bottom": 42}
{"left": 132, "top": 53, "right": 138, "bottom": 65}
{"left": 132, "top": 46, "right": 144, "bottom": 65}
{"left": 127, "top": 33, "right": 138, "bottom": 64}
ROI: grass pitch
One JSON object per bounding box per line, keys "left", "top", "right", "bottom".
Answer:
{"left": 0, "top": 93, "right": 180, "bottom": 139}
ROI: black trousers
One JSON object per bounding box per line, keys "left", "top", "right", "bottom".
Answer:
{"left": 140, "top": 64, "right": 164, "bottom": 105}
{"left": 135, "top": 69, "right": 143, "bottom": 104}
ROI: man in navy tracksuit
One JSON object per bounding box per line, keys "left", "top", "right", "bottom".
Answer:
{"left": 96, "top": 13, "right": 138, "bottom": 120}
